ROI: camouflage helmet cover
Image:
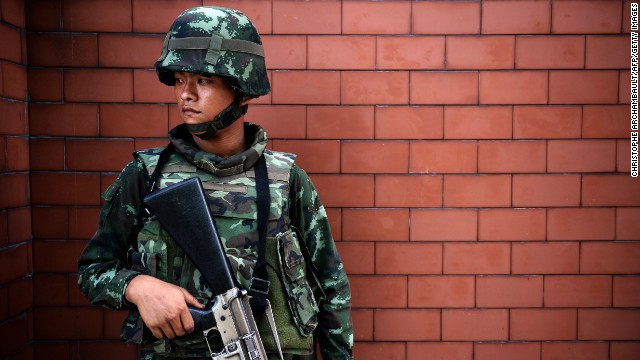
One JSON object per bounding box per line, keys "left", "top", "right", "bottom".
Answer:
{"left": 155, "top": 6, "right": 270, "bottom": 97}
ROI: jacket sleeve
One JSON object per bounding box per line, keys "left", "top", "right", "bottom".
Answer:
{"left": 77, "top": 158, "right": 149, "bottom": 310}
{"left": 288, "top": 164, "right": 354, "bottom": 359}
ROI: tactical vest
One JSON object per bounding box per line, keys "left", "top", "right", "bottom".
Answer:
{"left": 124, "top": 147, "right": 318, "bottom": 356}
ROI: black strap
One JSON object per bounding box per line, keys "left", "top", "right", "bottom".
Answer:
{"left": 146, "top": 144, "right": 174, "bottom": 192}
{"left": 250, "top": 155, "right": 270, "bottom": 316}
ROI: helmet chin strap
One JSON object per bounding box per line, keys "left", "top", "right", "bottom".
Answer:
{"left": 185, "top": 94, "right": 248, "bottom": 140}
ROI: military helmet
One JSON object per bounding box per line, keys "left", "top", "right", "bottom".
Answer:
{"left": 155, "top": 6, "right": 270, "bottom": 98}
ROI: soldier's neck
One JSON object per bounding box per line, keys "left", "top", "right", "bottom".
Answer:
{"left": 193, "top": 120, "right": 246, "bottom": 158}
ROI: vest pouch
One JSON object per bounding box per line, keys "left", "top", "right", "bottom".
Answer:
{"left": 276, "top": 230, "right": 319, "bottom": 336}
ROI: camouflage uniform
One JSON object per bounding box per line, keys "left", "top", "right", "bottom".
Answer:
{"left": 77, "top": 123, "right": 353, "bottom": 359}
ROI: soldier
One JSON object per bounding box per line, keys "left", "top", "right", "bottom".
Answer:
{"left": 77, "top": 6, "right": 353, "bottom": 360}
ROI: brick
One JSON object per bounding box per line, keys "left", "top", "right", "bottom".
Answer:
{"left": 613, "top": 276, "right": 640, "bottom": 307}
{"left": 512, "top": 242, "right": 579, "bottom": 274}
{"left": 617, "top": 208, "right": 640, "bottom": 240}
{"left": 477, "top": 275, "right": 543, "bottom": 308}
{"left": 98, "top": 34, "right": 163, "bottom": 68}
{"left": 480, "top": 71, "right": 548, "bottom": 104}
{"left": 69, "top": 207, "right": 101, "bottom": 240}
{"left": 351, "top": 309, "right": 373, "bottom": 340}
{"left": 480, "top": 209, "right": 546, "bottom": 241}
{"left": 309, "top": 175, "right": 373, "bottom": 208}
{"left": 482, "top": 1, "right": 550, "bottom": 34}
{"left": 308, "top": 35, "right": 374, "bottom": 70}
{"left": 516, "top": 35, "right": 585, "bottom": 69}
{"left": 579, "top": 309, "right": 640, "bottom": 340}
{"left": 31, "top": 207, "right": 68, "bottom": 239}
{"left": 29, "top": 103, "right": 98, "bottom": 136}
{"left": 619, "top": 70, "right": 631, "bottom": 104}
{"left": 0, "top": 99, "right": 26, "bottom": 135}
{"left": 68, "top": 274, "right": 91, "bottom": 307}
{"left": 203, "top": 0, "right": 272, "bottom": 34}
{"left": 66, "top": 139, "right": 134, "bottom": 172}
{"left": 0, "top": 173, "right": 29, "bottom": 208}
{"left": 335, "top": 242, "right": 373, "bottom": 275}
{"left": 444, "top": 242, "right": 510, "bottom": 275}
{"left": 476, "top": 342, "right": 541, "bottom": 360}
{"left": 377, "top": 36, "right": 445, "bottom": 70}
{"left": 444, "top": 175, "right": 511, "bottom": 208}
{"left": 411, "top": 72, "right": 478, "bottom": 105}
{"left": 375, "top": 175, "right": 442, "bottom": 208}
{"left": 376, "top": 243, "right": 441, "bottom": 275}
{"left": 31, "top": 172, "right": 101, "bottom": 206}
{"left": 272, "top": 140, "right": 339, "bottom": 174}
{"left": 307, "top": 106, "right": 374, "bottom": 139}
{"left": 545, "top": 275, "right": 612, "bottom": 307}
{"left": 342, "top": 71, "right": 409, "bottom": 105}
{"left": 412, "top": 1, "right": 480, "bottom": 35}
{"left": 552, "top": 1, "right": 622, "bottom": 34}
{"left": 581, "top": 242, "right": 640, "bottom": 274}
{"left": 550, "top": 70, "right": 619, "bottom": 104}
{"left": 354, "top": 342, "right": 405, "bottom": 360}
{"left": 272, "top": 1, "right": 340, "bottom": 35}
{"left": 272, "top": 71, "right": 340, "bottom": 105}
{"left": 33, "top": 343, "right": 70, "bottom": 360}
{"left": 409, "top": 141, "right": 477, "bottom": 174}
{"left": 78, "top": 341, "right": 138, "bottom": 360}
{"left": 34, "top": 274, "right": 68, "bottom": 306}
{"left": 27, "top": 68, "right": 61, "bottom": 102}
{"left": 407, "top": 342, "right": 473, "bottom": 360}
{"left": 27, "top": 33, "right": 97, "bottom": 67}
{"left": 135, "top": 139, "right": 169, "bottom": 151}
{"left": 2, "top": 61, "right": 27, "bottom": 100}
{"left": 616, "top": 140, "right": 630, "bottom": 171}
{"left": 547, "top": 208, "right": 615, "bottom": 241}
{"left": 342, "top": 208, "right": 408, "bottom": 241}
{"left": 33, "top": 240, "right": 87, "bottom": 273}
{"left": 0, "top": 243, "right": 28, "bottom": 284}
{"left": 5, "top": 137, "right": 28, "bottom": 171}
{"left": 343, "top": 1, "right": 411, "bottom": 34}
{"left": 35, "top": 306, "right": 103, "bottom": 339}
{"left": 478, "top": 140, "right": 546, "bottom": 173}
{"left": 350, "top": 275, "right": 407, "bottom": 308}
{"left": 6, "top": 207, "right": 30, "bottom": 245}
{"left": 582, "top": 174, "right": 640, "bottom": 206}
{"left": 512, "top": 174, "right": 581, "bottom": 207}
{"left": 0, "top": 211, "right": 7, "bottom": 247}
{"left": 541, "top": 342, "right": 608, "bottom": 360}
{"left": 410, "top": 209, "right": 477, "bottom": 241}
{"left": 583, "top": 105, "right": 630, "bottom": 138}
{"left": 586, "top": 35, "right": 630, "bottom": 69}
{"left": 262, "top": 35, "right": 306, "bottom": 70}
{"left": 514, "top": 105, "right": 582, "bottom": 139}
{"left": 342, "top": 141, "right": 408, "bottom": 173}
{"left": 99, "top": 104, "right": 168, "bottom": 138}
{"left": 442, "top": 309, "right": 508, "bottom": 341}
{"left": 447, "top": 36, "right": 515, "bottom": 70}
{"left": 64, "top": 69, "right": 133, "bottom": 103}
{"left": 374, "top": 309, "right": 439, "bottom": 341}
{"left": 29, "top": 138, "right": 64, "bottom": 171}
{"left": 62, "top": 0, "right": 131, "bottom": 32}
{"left": 8, "top": 276, "right": 33, "bottom": 315}
{"left": 246, "top": 105, "right": 306, "bottom": 139}
{"left": 444, "top": 106, "right": 512, "bottom": 139}
{"left": 0, "top": 315, "right": 28, "bottom": 358}
{"left": 133, "top": 69, "right": 175, "bottom": 103}
{"left": 132, "top": 0, "right": 201, "bottom": 32}
{"left": 25, "top": 0, "right": 60, "bottom": 30}
{"left": 611, "top": 342, "right": 640, "bottom": 360}
{"left": 511, "top": 309, "right": 577, "bottom": 340}
{"left": 408, "top": 275, "right": 474, "bottom": 308}
{"left": 375, "top": 106, "right": 443, "bottom": 139}
{"left": 0, "top": 23, "right": 22, "bottom": 63}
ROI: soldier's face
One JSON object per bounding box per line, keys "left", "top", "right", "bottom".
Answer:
{"left": 174, "top": 72, "right": 236, "bottom": 127}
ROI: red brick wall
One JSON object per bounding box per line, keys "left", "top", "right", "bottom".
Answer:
{"left": 6, "top": 0, "right": 639, "bottom": 359}
{"left": 0, "top": 0, "right": 33, "bottom": 358}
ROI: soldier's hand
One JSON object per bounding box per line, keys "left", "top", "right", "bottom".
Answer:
{"left": 125, "top": 275, "right": 205, "bottom": 339}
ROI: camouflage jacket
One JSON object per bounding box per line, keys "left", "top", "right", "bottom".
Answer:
{"left": 77, "top": 123, "right": 353, "bottom": 359}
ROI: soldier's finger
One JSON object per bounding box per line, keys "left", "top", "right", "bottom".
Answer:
{"left": 181, "top": 288, "right": 205, "bottom": 308}
{"left": 150, "top": 326, "right": 164, "bottom": 340}
{"left": 162, "top": 323, "right": 177, "bottom": 339}
{"left": 169, "top": 316, "right": 186, "bottom": 337}
{"left": 181, "top": 308, "right": 195, "bottom": 333}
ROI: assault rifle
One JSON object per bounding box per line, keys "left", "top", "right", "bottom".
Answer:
{"left": 143, "top": 177, "right": 282, "bottom": 360}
